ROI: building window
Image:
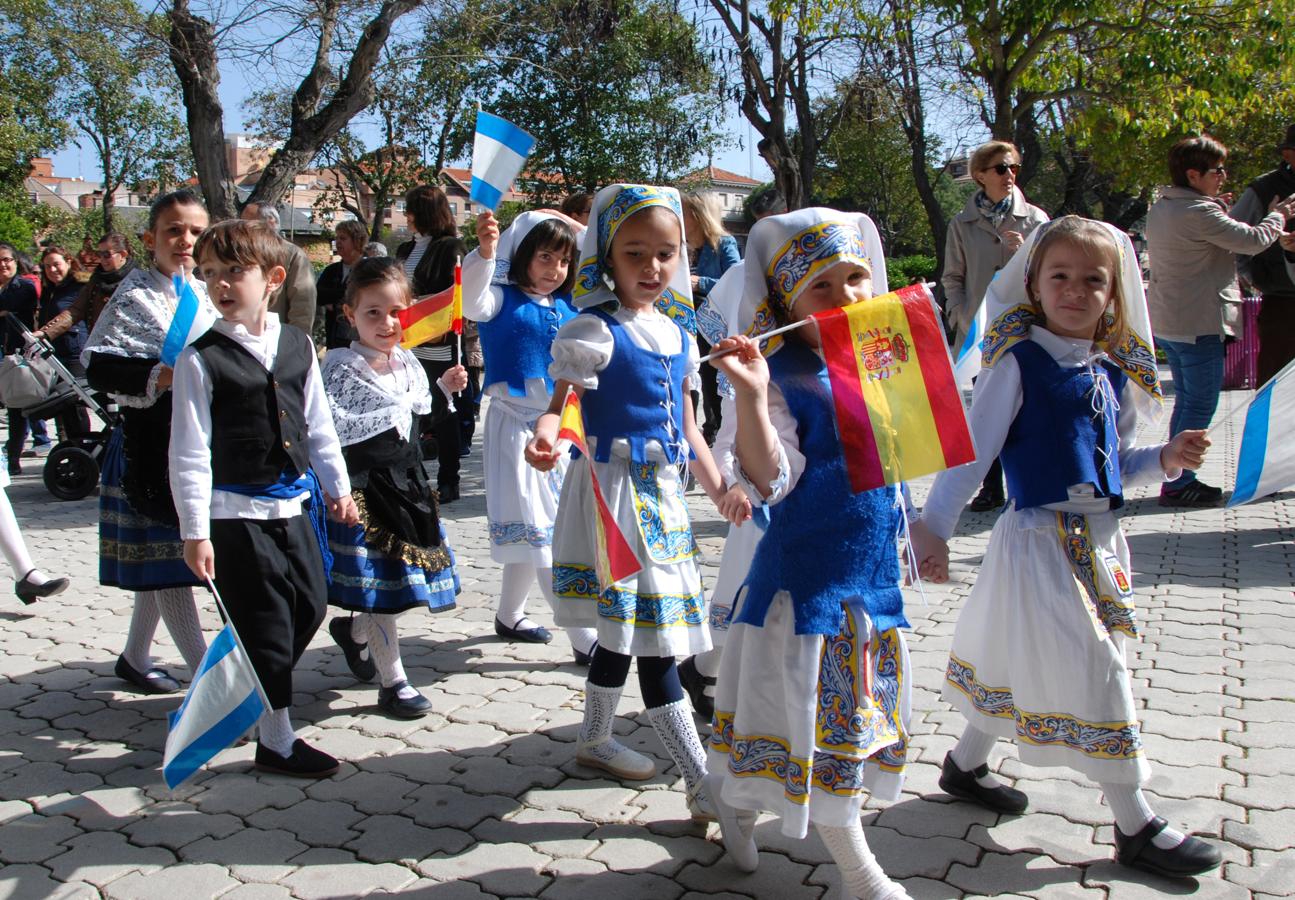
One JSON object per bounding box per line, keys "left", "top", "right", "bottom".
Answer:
{"left": 394, "top": 200, "right": 406, "bottom": 212}
{"left": 450, "top": 203, "right": 458, "bottom": 216}
{"left": 720, "top": 193, "right": 729, "bottom": 208}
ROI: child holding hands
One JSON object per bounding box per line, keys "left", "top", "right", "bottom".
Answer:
{"left": 911, "top": 216, "right": 1222, "bottom": 879}
{"left": 171, "top": 219, "right": 357, "bottom": 778}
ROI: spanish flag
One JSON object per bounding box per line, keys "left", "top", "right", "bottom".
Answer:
{"left": 557, "top": 390, "right": 642, "bottom": 592}
{"left": 398, "top": 264, "right": 463, "bottom": 349}
{"left": 811, "top": 283, "right": 975, "bottom": 492}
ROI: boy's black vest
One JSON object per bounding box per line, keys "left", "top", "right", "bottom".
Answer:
{"left": 192, "top": 326, "right": 312, "bottom": 484}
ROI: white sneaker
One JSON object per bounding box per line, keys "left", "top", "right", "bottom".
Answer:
{"left": 576, "top": 739, "right": 656, "bottom": 780}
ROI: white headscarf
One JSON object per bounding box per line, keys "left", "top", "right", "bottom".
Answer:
{"left": 730, "top": 208, "right": 888, "bottom": 356}
{"left": 979, "top": 216, "right": 1163, "bottom": 423}
{"left": 570, "top": 184, "right": 694, "bottom": 330}
{"left": 490, "top": 210, "right": 584, "bottom": 287}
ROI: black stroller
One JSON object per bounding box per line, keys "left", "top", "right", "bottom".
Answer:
{"left": 2, "top": 314, "right": 119, "bottom": 500}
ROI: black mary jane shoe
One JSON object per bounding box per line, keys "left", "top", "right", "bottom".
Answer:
{"left": 377, "top": 681, "right": 433, "bottom": 719}
{"left": 967, "top": 486, "right": 1005, "bottom": 512}
{"left": 114, "top": 655, "right": 181, "bottom": 694}
{"left": 328, "top": 617, "right": 377, "bottom": 683}
{"left": 494, "top": 616, "right": 553, "bottom": 644}
{"left": 573, "top": 641, "right": 599, "bottom": 668}
{"left": 939, "top": 752, "right": 1029, "bottom": 814}
{"left": 1115, "top": 816, "right": 1223, "bottom": 879}
{"left": 15, "top": 570, "right": 69, "bottom": 605}
{"left": 678, "top": 655, "right": 716, "bottom": 720}
{"left": 254, "top": 739, "right": 340, "bottom": 778}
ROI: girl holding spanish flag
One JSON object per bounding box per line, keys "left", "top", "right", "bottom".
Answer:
{"left": 705, "top": 208, "right": 913, "bottom": 899}
{"left": 910, "top": 217, "right": 1222, "bottom": 879}
{"left": 320, "top": 258, "right": 467, "bottom": 719}
{"left": 525, "top": 184, "right": 738, "bottom": 820}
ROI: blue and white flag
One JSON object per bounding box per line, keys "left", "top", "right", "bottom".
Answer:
{"left": 470, "top": 111, "right": 535, "bottom": 211}
{"left": 951, "top": 297, "right": 987, "bottom": 391}
{"left": 162, "top": 614, "right": 268, "bottom": 788}
{"left": 161, "top": 270, "right": 216, "bottom": 367}
{"left": 1228, "top": 360, "right": 1295, "bottom": 507}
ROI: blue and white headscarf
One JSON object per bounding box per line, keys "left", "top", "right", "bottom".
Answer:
{"left": 489, "top": 209, "right": 584, "bottom": 287}
{"left": 571, "top": 184, "right": 695, "bottom": 331}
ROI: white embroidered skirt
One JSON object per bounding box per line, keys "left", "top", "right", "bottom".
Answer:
{"left": 941, "top": 505, "right": 1150, "bottom": 785}
{"left": 552, "top": 453, "right": 710, "bottom": 658}
{"left": 706, "top": 516, "right": 763, "bottom": 650}
{"left": 709, "top": 593, "right": 911, "bottom": 839}
{"left": 482, "top": 397, "right": 566, "bottom": 566}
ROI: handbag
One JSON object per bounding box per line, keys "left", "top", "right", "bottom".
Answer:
{"left": 0, "top": 353, "right": 56, "bottom": 409}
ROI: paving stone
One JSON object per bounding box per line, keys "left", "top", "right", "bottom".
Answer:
{"left": 122, "top": 803, "right": 243, "bottom": 850}
{"left": 247, "top": 798, "right": 365, "bottom": 847}
{"left": 470, "top": 807, "right": 596, "bottom": 858}
{"left": 350, "top": 814, "right": 474, "bottom": 862}
{"left": 1084, "top": 860, "right": 1250, "bottom": 898}
{"left": 277, "top": 848, "right": 418, "bottom": 898}
{"left": 676, "top": 851, "right": 822, "bottom": 898}
{"left": 415, "top": 841, "right": 554, "bottom": 895}
{"left": 0, "top": 865, "right": 99, "bottom": 900}
{"left": 586, "top": 824, "right": 721, "bottom": 875}
{"left": 1226, "top": 848, "right": 1295, "bottom": 894}
{"left": 946, "top": 851, "right": 1086, "bottom": 895}
{"left": 539, "top": 868, "right": 685, "bottom": 899}
{"left": 216, "top": 885, "right": 295, "bottom": 900}
{"left": 43, "top": 831, "right": 175, "bottom": 886}
{"left": 190, "top": 773, "right": 307, "bottom": 816}
{"left": 373, "top": 879, "right": 495, "bottom": 899}
{"left": 101, "top": 863, "right": 240, "bottom": 899}
{"left": 451, "top": 755, "right": 565, "bottom": 795}
{"left": 177, "top": 827, "right": 308, "bottom": 883}
{"left": 305, "top": 769, "right": 419, "bottom": 815}
{"left": 406, "top": 784, "right": 516, "bottom": 830}
{"left": 0, "top": 813, "right": 83, "bottom": 863}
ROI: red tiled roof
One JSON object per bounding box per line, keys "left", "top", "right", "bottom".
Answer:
{"left": 683, "top": 165, "right": 762, "bottom": 187}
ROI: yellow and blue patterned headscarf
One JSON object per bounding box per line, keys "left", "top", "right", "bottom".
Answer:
{"left": 978, "top": 216, "right": 1162, "bottom": 422}
{"left": 733, "top": 207, "right": 889, "bottom": 356}
{"left": 571, "top": 184, "right": 695, "bottom": 331}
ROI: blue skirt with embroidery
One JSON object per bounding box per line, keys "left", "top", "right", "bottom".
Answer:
{"left": 326, "top": 516, "right": 459, "bottom": 615}
{"left": 98, "top": 427, "right": 202, "bottom": 591}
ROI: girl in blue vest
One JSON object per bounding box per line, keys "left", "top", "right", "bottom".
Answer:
{"left": 461, "top": 210, "right": 599, "bottom": 665}
{"left": 705, "top": 209, "right": 913, "bottom": 898}
{"left": 911, "top": 217, "right": 1222, "bottom": 879}
{"left": 322, "top": 258, "right": 466, "bottom": 719}
{"left": 526, "top": 184, "right": 737, "bottom": 820}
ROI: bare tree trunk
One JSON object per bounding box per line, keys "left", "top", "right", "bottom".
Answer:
{"left": 165, "top": 0, "right": 237, "bottom": 221}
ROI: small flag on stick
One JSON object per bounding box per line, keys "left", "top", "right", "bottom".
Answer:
{"left": 951, "top": 295, "right": 987, "bottom": 391}
{"left": 398, "top": 264, "right": 463, "bottom": 349}
{"left": 557, "top": 390, "right": 642, "bottom": 592}
{"left": 1228, "top": 359, "right": 1295, "bottom": 506}
{"left": 161, "top": 270, "right": 216, "bottom": 366}
{"left": 811, "top": 283, "right": 976, "bottom": 492}
{"left": 470, "top": 111, "right": 536, "bottom": 211}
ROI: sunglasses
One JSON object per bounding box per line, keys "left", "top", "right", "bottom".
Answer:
{"left": 986, "top": 162, "right": 1022, "bottom": 176}
{"left": 1207, "top": 165, "right": 1227, "bottom": 175}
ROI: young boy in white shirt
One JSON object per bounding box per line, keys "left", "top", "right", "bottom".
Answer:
{"left": 170, "top": 219, "right": 359, "bottom": 777}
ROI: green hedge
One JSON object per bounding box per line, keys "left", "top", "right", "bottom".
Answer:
{"left": 885, "top": 254, "right": 936, "bottom": 289}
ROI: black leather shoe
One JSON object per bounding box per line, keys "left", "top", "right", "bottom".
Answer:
{"left": 15, "top": 570, "right": 68, "bottom": 605}
{"left": 377, "top": 681, "right": 433, "bottom": 719}
{"left": 329, "top": 617, "right": 376, "bottom": 683}
{"left": 114, "top": 655, "right": 181, "bottom": 694}
{"left": 254, "top": 739, "right": 339, "bottom": 778}
{"left": 573, "top": 641, "right": 598, "bottom": 667}
{"left": 437, "top": 483, "right": 460, "bottom": 504}
{"left": 1115, "top": 816, "right": 1223, "bottom": 879}
{"left": 678, "top": 655, "right": 716, "bottom": 720}
{"left": 494, "top": 616, "right": 553, "bottom": 644}
{"left": 939, "top": 752, "right": 1028, "bottom": 814}
{"left": 968, "top": 486, "right": 1005, "bottom": 512}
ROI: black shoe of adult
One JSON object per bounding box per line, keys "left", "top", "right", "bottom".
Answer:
{"left": 15, "top": 570, "right": 69, "bottom": 605}
{"left": 1115, "top": 817, "right": 1223, "bottom": 879}
{"left": 494, "top": 616, "right": 553, "bottom": 644}
{"left": 678, "top": 655, "right": 716, "bottom": 720}
{"left": 573, "top": 641, "right": 598, "bottom": 667}
{"left": 7, "top": 463, "right": 20, "bottom": 476}
{"left": 968, "top": 487, "right": 1005, "bottom": 512}
{"left": 938, "top": 752, "right": 1029, "bottom": 814}
{"left": 437, "top": 484, "right": 460, "bottom": 504}
{"left": 328, "top": 617, "right": 376, "bottom": 683}
{"left": 377, "top": 681, "right": 433, "bottom": 719}
{"left": 254, "top": 739, "right": 340, "bottom": 778}
{"left": 114, "top": 655, "right": 181, "bottom": 694}
{"left": 1158, "top": 481, "right": 1225, "bottom": 508}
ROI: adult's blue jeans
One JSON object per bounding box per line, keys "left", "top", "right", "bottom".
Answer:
{"left": 1159, "top": 335, "right": 1225, "bottom": 489}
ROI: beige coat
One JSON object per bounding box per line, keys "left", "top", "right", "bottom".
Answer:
{"left": 270, "top": 240, "right": 319, "bottom": 342}
{"left": 1146, "top": 186, "right": 1287, "bottom": 341}
{"left": 941, "top": 188, "right": 1048, "bottom": 343}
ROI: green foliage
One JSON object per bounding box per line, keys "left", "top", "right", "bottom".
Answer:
{"left": 0, "top": 0, "right": 71, "bottom": 196}
{"left": 885, "top": 254, "right": 937, "bottom": 287}
{"left": 458, "top": 200, "right": 532, "bottom": 250}
{"left": 0, "top": 199, "right": 37, "bottom": 248}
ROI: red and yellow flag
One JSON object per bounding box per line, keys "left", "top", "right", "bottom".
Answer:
{"left": 557, "top": 390, "right": 642, "bottom": 592}
{"left": 811, "top": 283, "right": 975, "bottom": 493}
{"left": 398, "top": 264, "right": 463, "bottom": 349}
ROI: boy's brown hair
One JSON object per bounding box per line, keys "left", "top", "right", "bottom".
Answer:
{"left": 194, "top": 220, "right": 287, "bottom": 274}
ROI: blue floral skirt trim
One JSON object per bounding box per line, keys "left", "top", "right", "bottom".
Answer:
{"left": 326, "top": 518, "right": 459, "bottom": 614}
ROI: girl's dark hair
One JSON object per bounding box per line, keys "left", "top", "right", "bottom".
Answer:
{"left": 1167, "top": 135, "right": 1227, "bottom": 188}
{"left": 405, "top": 184, "right": 457, "bottom": 238}
{"left": 510, "top": 218, "right": 578, "bottom": 295}
{"left": 100, "top": 231, "right": 133, "bottom": 257}
{"left": 147, "top": 188, "right": 206, "bottom": 232}
{"left": 343, "top": 256, "right": 413, "bottom": 308}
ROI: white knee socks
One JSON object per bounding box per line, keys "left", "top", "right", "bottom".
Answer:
{"left": 536, "top": 565, "right": 597, "bottom": 655}
{"left": 0, "top": 487, "right": 39, "bottom": 584}
{"left": 951, "top": 725, "right": 1004, "bottom": 789}
{"left": 1100, "top": 782, "right": 1185, "bottom": 848}
{"left": 647, "top": 699, "right": 709, "bottom": 798}
{"left": 258, "top": 707, "right": 296, "bottom": 756}
{"left": 152, "top": 587, "right": 208, "bottom": 674}
{"left": 497, "top": 562, "right": 540, "bottom": 631}
{"left": 122, "top": 592, "right": 162, "bottom": 671}
{"left": 815, "top": 821, "right": 910, "bottom": 900}
{"left": 363, "top": 613, "right": 417, "bottom": 699}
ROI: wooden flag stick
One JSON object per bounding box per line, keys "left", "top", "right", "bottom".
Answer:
{"left": 697, "top": 317, "right": 812, "bottom": 364}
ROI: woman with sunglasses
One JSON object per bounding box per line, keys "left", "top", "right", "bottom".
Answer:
{"left": 1146, "top": 135, "right": 1295, "bottom": 507}
{"left": 943, "top": 140, "right": 1049, "bottom": 511}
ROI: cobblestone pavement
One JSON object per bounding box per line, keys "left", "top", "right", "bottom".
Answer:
{"left": 0, "top": 386, "right": 1291, "bottom": 899}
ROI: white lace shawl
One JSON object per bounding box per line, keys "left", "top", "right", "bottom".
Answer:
{"left": 321, "top": 344, "right": 432, "bottom": 447}
{"left": 80, "top": 267, "right": 216, "bottom": 408}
